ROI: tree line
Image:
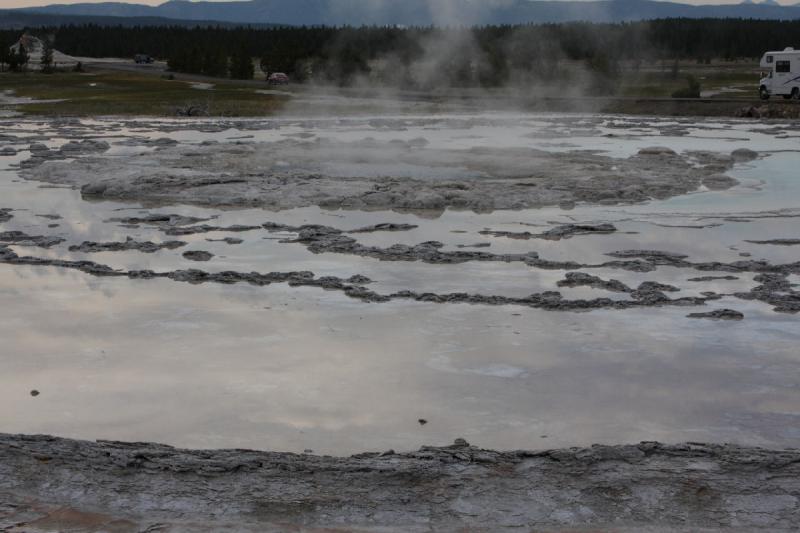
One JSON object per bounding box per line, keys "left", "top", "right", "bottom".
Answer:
{"left": 0, "top": 37, "right": 29, "bottom": 72}
{"left": 1, "top": 18, "right": 794, "bottom": 83}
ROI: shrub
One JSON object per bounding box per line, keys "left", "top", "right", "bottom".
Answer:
{"left": 672, "top": 75, "right": 701, "bottom": 98}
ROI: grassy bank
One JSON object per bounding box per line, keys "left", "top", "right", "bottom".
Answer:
{"left": 0, "top": 70, "right": 288, "bottom": 116}
{"left": 0, "top": 60, "right": 786, "bottom": 118}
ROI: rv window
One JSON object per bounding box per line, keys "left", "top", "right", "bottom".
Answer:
{"left": 766, "top": 55, "right": 774, "bottom": 63}
{"left": 776, "top": 60, "right": 791, "bottom": 73}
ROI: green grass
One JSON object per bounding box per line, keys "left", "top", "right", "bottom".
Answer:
{"left": 0, "top": 61, "right": 765, "bottom": 118}
{"left": 0, "top": 70, "right": 289, "bottom": 116}
{"left": 618, "top": 63, "right": 760, "bottom": 99}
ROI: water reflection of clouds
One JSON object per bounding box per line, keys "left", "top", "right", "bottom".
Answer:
{"left": 2, "top": 271, "right": 799, "bottom": 453}
{"left": 2, "top": 116, "right": 800, "bottom": 454}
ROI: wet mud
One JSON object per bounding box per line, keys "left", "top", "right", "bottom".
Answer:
{"left": 107, "top": 214, "right": 213, "bottom": 228}
{"left": 687, "top": 275, "right": 740, "bottom": 282}
{"left": 205, "top": 237, "right": 244, "bottom": 244}
{"left": 164, "top": 224, "right": 263, "bottom": 236}
{"left": 22, "top": 139, "right": 745, "bottom": 212}
{"left": 0, "top": 231, "right": 65, "bottom": 248}
{"left": 2, "top": 434, "right": 800, "bottom": 531}
{"left": 479, "top": 223, "right": 618, "bottom": 240}
{"left": 687, "top": 309, "right": 745, "bottom": 320}
{"left": 182, "top": 250, "right": 214, "bottom": 261}
{"left": 18, "top": 140, "right": 110, "bottom": 170}
{"left": 68, "top": 237, "right": 187, "bottom": 254}
{"left": 2, "top": 135, "right": 799, "bottom": 317}
{"left": 746, "top": 239, "right": 800, "bottom": 246}
{"left": 3, "top": 215, "right": 799, "bottom": 313}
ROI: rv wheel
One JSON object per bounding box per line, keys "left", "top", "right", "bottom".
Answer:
{"left": 759, "top": 86, "right": 770, "bottom": 100}
{"left": 793, "top": 88, "right": 800, "bottom": 100}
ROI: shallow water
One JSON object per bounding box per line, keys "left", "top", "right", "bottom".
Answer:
{"left": 1, "top": 114, "right": 799, "bottom": 454}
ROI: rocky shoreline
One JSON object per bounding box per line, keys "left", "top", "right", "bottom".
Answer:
{"left": 2, "top": 433, "right": 800, "bottom": 531}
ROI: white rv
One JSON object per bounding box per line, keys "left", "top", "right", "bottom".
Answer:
{"left": 759, "top": 47, "right": 800, "bottom": 100}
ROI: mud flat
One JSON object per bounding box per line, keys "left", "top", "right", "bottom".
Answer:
{"left": 2, "top": 434, "right": 799, "bottom": 531}
{"left": 15, "top": 117, "right": 758, "bottom": 212}
{"left": 24, "top": 137, "right": 745, "bottom": 212}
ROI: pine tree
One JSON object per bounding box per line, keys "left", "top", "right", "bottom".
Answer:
{"left": 41, "top": 36, "right": 55, "bottom": 73}
{"left": 229, "top": 46, "right": 254, "bottom": 80}
{"left": 9, "top": 43, "right": 28, "bottom": 72}
{"left": 0, "top": 38, "right": 10, "bottom": 72}
{"left": 202, "top": 49, "right": 228, "bottom": 77}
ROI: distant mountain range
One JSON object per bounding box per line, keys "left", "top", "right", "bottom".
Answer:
{"left": 7, "top": 0, "right": 800, "bottom": 27}
{"left": 0, "top": 9, "right": 278, "bottom": 29}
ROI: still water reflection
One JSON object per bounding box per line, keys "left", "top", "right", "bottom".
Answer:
{"left": 1, "top": 114, "right": 799, "bottom": 454}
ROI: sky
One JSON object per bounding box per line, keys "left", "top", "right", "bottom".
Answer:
{"left": 1, "top": 0, "right": 796, "bottom": 9}
{"left": 0, "top": 0, "right": 163, "bottom": 6}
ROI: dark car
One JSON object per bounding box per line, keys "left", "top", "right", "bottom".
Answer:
{"left": 267, "top": 72, "right": 290, "bottom": 85}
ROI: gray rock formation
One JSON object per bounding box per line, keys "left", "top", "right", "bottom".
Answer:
{"left": 182, "top": 250, "right": 214, "bottom": 261}
{"left": 69, "top": 237, "right": 187, "bottom": 253}
{"left": 22, "top": 140, "right": 742, "bottom": 213}
{"left": 1, "top": 434, "right": 799, "bottom": 531}
{"left": 687, "top": 309, "right": 745, "bottom": 320}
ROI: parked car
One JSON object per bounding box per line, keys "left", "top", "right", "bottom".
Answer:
{"left": 134, "top": 54, "right": 154, "bottom": 64}
{"left": 267, "top": 72, "right": 290, "bottom": 85}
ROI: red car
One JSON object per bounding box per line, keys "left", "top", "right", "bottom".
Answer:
{"left": 267, "top": 72, "right": 290, "bottom": 85}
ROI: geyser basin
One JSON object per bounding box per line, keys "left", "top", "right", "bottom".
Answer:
{"left": 1, "top": 113, "right": 799, "bottom": 456}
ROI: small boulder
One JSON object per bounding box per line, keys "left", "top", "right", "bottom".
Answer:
{"left": 687, "top": 309, "right": 744, "bottom": 321}
{"left": 731, "top": 148, "right": 758, "bottom": 162}
{"left": 702, "top": 174, "right": 738, "bottom": 191}
{"left": 638, "top": 146, "right": 677, "bottom": 157}
{"left": 183, "top": 250, "right": 214, "bottom": 262}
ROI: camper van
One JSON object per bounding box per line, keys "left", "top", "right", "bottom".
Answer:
{"left": 759, "top": 47, "right": 800, "bottom": 100}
